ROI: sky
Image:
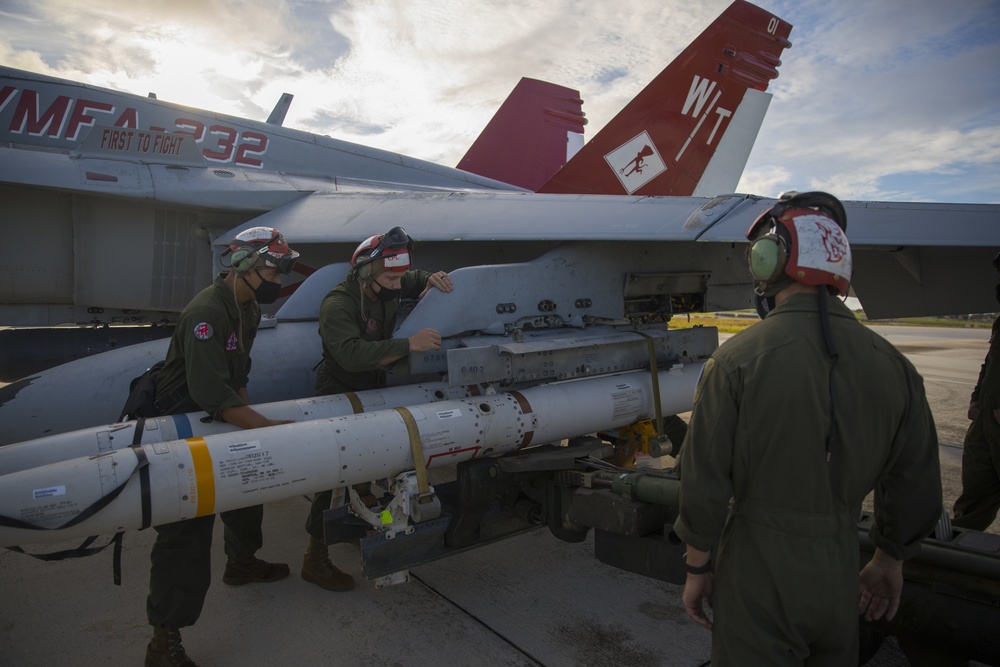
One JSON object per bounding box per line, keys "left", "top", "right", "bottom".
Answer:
{"left": 1, "top": 0, "right": 998, "bottom": 204}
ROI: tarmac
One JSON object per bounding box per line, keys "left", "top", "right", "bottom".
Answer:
{"left": 0, "top": 324, "right": 995, "bottom": 666}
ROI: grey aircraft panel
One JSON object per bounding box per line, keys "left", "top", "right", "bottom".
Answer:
{"left": 0, "top": 146, "right": 471, "bottom": 213}
{"left": 851, "top": 245, "right": 1000, "bottom": 319}
{"left": 218, "top": 191, "right": 749, "bottom": 245}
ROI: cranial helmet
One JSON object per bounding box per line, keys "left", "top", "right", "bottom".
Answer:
{"left": 745, "top": 191, "right": 852, "bottom": 297}
{"left": 227, "top": 226, "right": 299, "bottom": 274}
{"left": 351, "top": 226, "right": 413, "bottom": 278}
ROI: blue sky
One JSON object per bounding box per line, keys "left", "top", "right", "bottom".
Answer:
{"left": 1, "top": 0, "right": 998, "bottom": 204}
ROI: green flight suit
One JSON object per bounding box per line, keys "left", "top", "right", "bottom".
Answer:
{"left": 147, "top": 274, "right": 266, "bottom": 628}
{"left": 952, "top": 313, "right": 1000, "bottom": 530}
{"left": 674, "top": 293, "right": 942, "bottom": 666}
{"left": 306, "top": 270, "right": 431, "bottom": 540}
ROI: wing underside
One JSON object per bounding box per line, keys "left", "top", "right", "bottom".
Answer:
{"left": 246, "top": 191, "right": 1000, "bottom": 320}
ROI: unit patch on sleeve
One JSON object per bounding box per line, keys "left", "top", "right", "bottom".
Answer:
{"left": 226, "top": 331, "right": 239, "bottom": 351}
{"left": 193, "top": 322, "right": 213, "bottom": 340}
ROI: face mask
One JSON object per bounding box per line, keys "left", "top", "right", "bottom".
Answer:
{"left": 374, "top": 283, "right": 400, "bottom": 302}
{"left": 753, "top": 291, "right": 776, "bottom": 319}
{"left": 244, "top": 271, "right": 282, "bottom": 304}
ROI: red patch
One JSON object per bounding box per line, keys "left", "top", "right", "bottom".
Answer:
{"left": 366, "top": 318, "right": 378, "bottom": 334}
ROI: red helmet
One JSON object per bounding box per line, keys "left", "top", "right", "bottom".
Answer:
{"left": 228, "top": 226, "right": 299, "bottom": 274}
{"left": 351, "top": 226, "right": 413, "bottom": 276}
{"left": 746, "top": 192, "right": 852, "bottom": 297}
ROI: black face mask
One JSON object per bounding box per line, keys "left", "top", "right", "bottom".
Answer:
{"left": 374, "top": 284, "right": 400, "bottom": 302}
{"left": 753, "top": 291, "right": 776, "bottom": 319}
{"left": 244, "top": 271, "right": 282, "bottom": 304}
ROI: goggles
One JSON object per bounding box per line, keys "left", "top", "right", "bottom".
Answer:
{"left": 264, "top": 249, "right": 299, "bottom": 275}
{"left": 226, "top": 232, "right": 300, "bottom": 274}
{"left": 355, "top": 226, "right": 413, "bottom": 274}
{"left": 368, "top": 226, "right": 413, "bottom": 263}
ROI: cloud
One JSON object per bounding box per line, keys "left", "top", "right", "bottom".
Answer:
{"left": 747, "top": 0, "right": 1000, "bottom": 202}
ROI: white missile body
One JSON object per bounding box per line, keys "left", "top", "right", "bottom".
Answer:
{"left": 0, "top": 365, "right": 702, "bottom": 547}
{"left": 0, "top": 381, "right": 481, "bottom": 475}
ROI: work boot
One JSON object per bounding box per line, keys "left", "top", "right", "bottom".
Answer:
{"left": 302, "top": 536, "right": 355, "bottom": 591}
{"left": 222, "top": 555, "right": 290, "bottom": 586}
{"left": 145, "top": 626, "right": 199, "bottom": 667}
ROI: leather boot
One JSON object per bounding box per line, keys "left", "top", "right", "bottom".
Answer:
{"left": 223, "top": 555, "right": 290, "bottom": 585}
{"left": 145, "top": 626, "right": 199, "bottom": 667}
{"left": 301, "top": 536, "right": 355, "bottom": 591}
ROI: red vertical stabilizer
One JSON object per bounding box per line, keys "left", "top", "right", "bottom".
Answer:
{"left": 457, "top": 77, "right": 586, "bottom": 192}
{"left": 538, "top": 0, "right": 792, "bottom": 196}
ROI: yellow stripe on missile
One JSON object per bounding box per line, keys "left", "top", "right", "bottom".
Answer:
{"left": 186, "top": 437, "right": 216, "bottom": 516}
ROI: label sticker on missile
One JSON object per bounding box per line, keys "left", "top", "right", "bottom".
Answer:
{"left": 228, "top": 440, "right": 262, "bottom": 454}
{"left": 32, "top": 485, "right": 66, "bottom": 499}
{"left": 436, "top": 409, "right": 462, "bottom": 419}
{"left": 611, "top": 388, "right": 643, "bottom": 421}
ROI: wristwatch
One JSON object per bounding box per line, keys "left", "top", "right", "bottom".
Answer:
{"left": 683, "top": 552, "right": 713, "bottom": 575}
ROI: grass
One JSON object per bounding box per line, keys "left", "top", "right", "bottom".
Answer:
{"left": 667, "top": 313, "right": 759, "bottom": 334}
{"left": 667, "top": 312, "right": 995, "bottom": 335}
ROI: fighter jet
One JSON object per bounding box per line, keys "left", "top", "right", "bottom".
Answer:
{"left": 3, "top": 7, "right": 999, "bottom": 661}
{"left": 0, "top": 0, "right": 786, "bottom": 332}
{"left": 0, "top": 0, "right": 997, "bottom": 446}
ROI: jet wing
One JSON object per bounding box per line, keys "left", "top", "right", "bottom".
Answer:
{"left": 223, "top": 191, "right": 747, "bottom": 244}
{"left": 700, "top": 199, "right": 1000, "bottom": 318}
{"left": 242, "top": 191, "right": 999, "bottom": 321}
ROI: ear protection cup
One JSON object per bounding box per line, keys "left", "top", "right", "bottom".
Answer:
{"left": 358, "top": 262, "right": 372, "bottom": 280}
{"left": 231, "top": 248, "right": 256, "bottom": 273}
{"left": 748, "top": 234, "right": 788, "bottom": 282}
{"left": 230, "top": 238, "right": 272, "bottom": 273}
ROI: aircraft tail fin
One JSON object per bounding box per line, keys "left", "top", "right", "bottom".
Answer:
{"left": 538, "top": 0, "right": 792, "bottom": 196}
{"left": 267, "top": 93, "right": 294, "bottom": 126}
{"left": 457, "top": 77, "right": 587, "bottom": 192}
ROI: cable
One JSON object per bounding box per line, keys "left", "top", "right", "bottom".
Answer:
{"left": 818, "top": 288, "right": 839, "bottom": 463}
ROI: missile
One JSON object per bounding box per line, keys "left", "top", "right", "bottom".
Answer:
{"left": 0, "top": 380, "right": 483, "bottom": 476}
{"left": 0, "top": 320, "right": 321, "bottom": 446}
{"left": 0, "top": 364, "right": 702, "bottom": 547}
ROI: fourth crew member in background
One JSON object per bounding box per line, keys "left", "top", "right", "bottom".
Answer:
{"left": 674, "top": 192, "right": 943, "bottom": 665}
{"left": 301, "top": 226, "right": 452, "bottom": 591}
{"left": 952, "top": 251, "right": 1000, "bottom": 532}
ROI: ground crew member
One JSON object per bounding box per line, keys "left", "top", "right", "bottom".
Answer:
{"left": 674, "top": 192, "right": 942, "bottom": 665}
{"left": 302, "top": 226, "right": 452, "bottom": 591}
{"left": 952, "top": 251, "right": 1000, "bottom": 531}
{"left": 146, "top": 227, "right": 300, "bottom": 667}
